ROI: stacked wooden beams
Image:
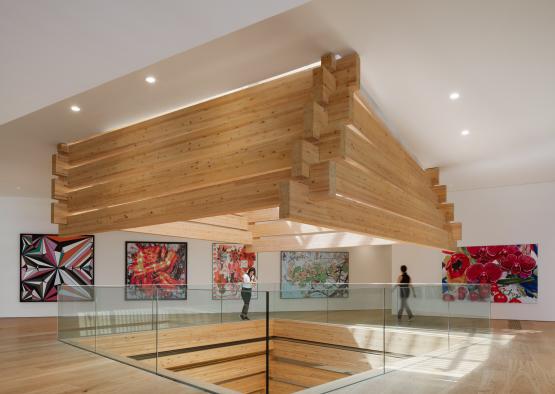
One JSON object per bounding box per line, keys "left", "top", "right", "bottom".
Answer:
{"left": 51, "top": 69, "right": 314, "bottom": 234}
{"left": 279, "top": 54, "right": 460, "bottom": 250}
{"left": 52, "top": 52, "right": 460, "bottom": 251}
{"left": 241, "top": 54, "right": 396, "bottom": 251}
{"left": 244, "top": 54, "right": 392, "bottom": 251}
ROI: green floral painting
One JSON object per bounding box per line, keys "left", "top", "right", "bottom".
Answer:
{"left": 280, "top": 251, "right": 349, "bottom": 298}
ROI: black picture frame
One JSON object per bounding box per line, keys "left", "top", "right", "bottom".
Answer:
{"left": 124, "top": 241, "right": 188, "bottom": 301}
{"left": 20, "top": 233, "right": 95, "bottom": 302}
{"left": 279, "top": 250, "right": 350, "bottom": 299}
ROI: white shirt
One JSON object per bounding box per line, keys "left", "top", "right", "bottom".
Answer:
{"left": 242, "top": 273, "right": 252, "bottom": 289}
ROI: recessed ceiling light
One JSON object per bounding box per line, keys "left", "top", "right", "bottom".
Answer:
{"left": 449, "top": 92, "right": 460, "bottom": 100}
{"left": 461, "top": 129, "right": 470, "bottom": 136}
{"left": 16, "top": 186, "right": 21, "bottom": 190}
{"left": 70, "top": 105, "right": 81, "bottom": 112}
{"left": 145, "top": 76, "right": 156, "bottom": 84}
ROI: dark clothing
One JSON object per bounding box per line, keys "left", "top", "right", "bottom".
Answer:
{"left": 241, "top": 288, "right": 252, "bottom": 317}
{"left": 398, "top": 297, "right": 413, "bottom": 320}
{"left": 399, "top": 273, "right": 411, "bottom": 298}
{"left": 398, "top": 272, "right": 413, "bottom": 319}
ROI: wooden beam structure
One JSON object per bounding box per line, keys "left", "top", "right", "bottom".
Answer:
{"left": 125, "top": 221, "right": 253, "bottom": 244}
{"left": 247, "top": 232, "right": 394, "bottom": 253}
{"left": 51, "top": 52, "right": 461, "bottom": 251}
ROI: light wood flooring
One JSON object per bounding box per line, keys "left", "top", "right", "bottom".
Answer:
{"left": 1, "top": 317, "right": 554, "bottom": 393}
{"left": 0, "top": 317, "right": 199, "bottom": 394}
{"left": 334, "top": 320, "right": 555, "bottom": 394}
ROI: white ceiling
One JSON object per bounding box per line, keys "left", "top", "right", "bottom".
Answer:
{"left": 0, "top": 0, "right": 307, "bottom": 124}
{"left": 1, "top": 0, "right": 554, "bottom": 199}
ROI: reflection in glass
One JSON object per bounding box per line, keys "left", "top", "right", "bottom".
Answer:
{"left": 57, "top": 283, "right": 491, "bottom": 393}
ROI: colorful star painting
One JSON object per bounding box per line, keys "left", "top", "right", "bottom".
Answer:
{"left": 20, "top": 234, "right": 95, "bottom": 302}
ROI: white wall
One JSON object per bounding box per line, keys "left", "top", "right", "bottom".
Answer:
{"left": 0, "top": 197, "right": 392, "bottom": 317}
{"left": 391, "top": 244, "right": 441, "bottom": 284}
{"left": 392, "top": 181, "right": 555, "bottom": 321}
{"left": 6, "top": 180, "right": 552, "bottom": 321}
{"left": 0, "top": 197, "right": 58, "bottom": 317}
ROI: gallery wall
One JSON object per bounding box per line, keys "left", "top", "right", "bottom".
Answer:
{"left": 0, "top": 197, "right": 392, "bottom": 317}
{"left": 392, "top": 181, "right": 555, "bottom": 321}
{"left": 1, "top": 197, "right": 58, "bottom": 317}
{"left": 5, "top": 181, "right": 552, "bottom": 320}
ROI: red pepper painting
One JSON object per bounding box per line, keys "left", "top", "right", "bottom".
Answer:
{"left": 442, "top": 244, "right": 538, "bottom": 303}
{"left": 212, "top": 244, "right": 257, "bottom": 300}
{"left": 125, "top": 242, "right": 187, "bottom": 300}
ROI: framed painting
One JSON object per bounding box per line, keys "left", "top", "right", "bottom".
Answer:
{"left": 442, "top": 244, "right": 538, "bottom": 303}
{"left": 125, "top": 241, "right": 187, "bottom": 300}
{"left": 20, "top": 234, "right": 94, "bottom": 302}
{"left": 280, "top": 251, "right": 349, "bottom": 299}
{"left": 212, "top": 244, "right": 257, "bottom": 300}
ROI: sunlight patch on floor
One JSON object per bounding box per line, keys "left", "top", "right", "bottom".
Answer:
{"left": 332, "top": 331, "right": 517, "bottom": 393}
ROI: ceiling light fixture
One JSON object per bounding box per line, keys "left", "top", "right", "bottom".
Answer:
{"left": 70, "top": 105, "right": 81, "bottom": 112}
{"left": 461, "top": 129, "right": 470, "bottom": 136}
{"left": 145, "top": 76, "right": 156, "bottom": 84}
{"left": 449, "top": 92, "right": 460, "bottom": 100}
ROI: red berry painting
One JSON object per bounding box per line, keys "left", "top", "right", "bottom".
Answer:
{"left": 442, "top": 244, "right": 538, "bottom": 303}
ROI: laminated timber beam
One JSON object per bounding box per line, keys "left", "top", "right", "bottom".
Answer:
{"left": 191, "top": 214, "right": 249, "bottom": 230}
{"left": 303, "top": 102, "right": 327, "bottom": 141}
{"left": 58, "top": 170, "right": 288, "bottom": 235}
{"left": 247, "top": 232, "right": 393, "bottom": 253}
{"left": 309, "top": 160, "right": 446, "bottom": 229}
{"left": 321, "top": 124, "right": 439, "bottom": 204}
{"left": 238, "top": 208, "right": 281, "bottom": 224}
{"left": 62, "top": 71, "right": 313, "bottom": 165}
{"left": 280, "top": 180, "right": 457, "bottom": 251}
{"left": 125, "top": 221, "right": 252, "bottom": 244}
{"left": 250, "top": 220, "right": 334, "bottom": 237}
{"left": 66, "top": 137, "right": 294, "bottom": 212}
{"left": 291, "top": 139, "right": 319, "bottom": 179}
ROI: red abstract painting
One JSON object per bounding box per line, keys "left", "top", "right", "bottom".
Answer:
{"left": 212, "top": 243, "right": 257, "bottom": 300}
{"left": 125, "top": 242, "right": 187, "bottom": 300}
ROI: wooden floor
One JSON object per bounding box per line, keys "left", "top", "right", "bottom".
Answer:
{"left": 2, "top": 318, "right": 554, "bottom": 393}
{"left": 0, "top": 318, "right": 199, "bottom": 394}
{"left": 334, "top": 320, "right": 555, "bottom": 394}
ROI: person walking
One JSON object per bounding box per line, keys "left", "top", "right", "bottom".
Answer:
{"left": 397, "top": 265, "right": 414, "bottom": 321}
{"left": 240, "top": 267, "right": 256, "bottom": 320}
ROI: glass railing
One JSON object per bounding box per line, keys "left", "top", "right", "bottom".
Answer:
{"left": 58, "top": 283, "right": 491, "bottom": 393}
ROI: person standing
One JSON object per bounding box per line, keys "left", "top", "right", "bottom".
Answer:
{"left": 240, "top": 267, "right": 256, "bottom": 320}
{"left": 397, "top": 265, "right": 414, "bottom": 321}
